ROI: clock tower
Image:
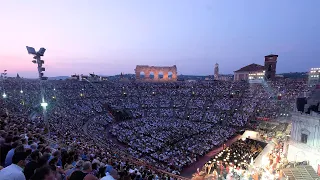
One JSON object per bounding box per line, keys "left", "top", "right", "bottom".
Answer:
{"left": 264, "top": 54, "right": 278, "bottom": 80}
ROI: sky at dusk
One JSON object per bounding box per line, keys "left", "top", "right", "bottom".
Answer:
{"left": 0, "top": 0, "right": 319, "bottom": 78}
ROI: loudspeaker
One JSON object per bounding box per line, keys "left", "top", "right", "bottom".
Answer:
{"left": 296, "top": 98, "right": 307, "bottom": 112}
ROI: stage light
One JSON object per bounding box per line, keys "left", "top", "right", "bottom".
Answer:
{"left": 41, "top": 102, "right": 48, "bottom": 108}
{"left": 2, "top": 93, "right": 7, "bottom": 98}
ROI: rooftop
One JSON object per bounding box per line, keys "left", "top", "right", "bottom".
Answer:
{"left": 265, "top": 54, "right": 279, "bottom": 57}
{"left": 234, "top": 63, "right": 265, "bottom": 73}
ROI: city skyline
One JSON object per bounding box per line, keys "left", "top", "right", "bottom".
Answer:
{"left": 0, "top": 0, "right": 319, "bottom": 78}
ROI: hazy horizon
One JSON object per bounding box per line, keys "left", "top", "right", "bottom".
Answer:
{"left": 0, "top": 0, "right": 319, "bottom": 78}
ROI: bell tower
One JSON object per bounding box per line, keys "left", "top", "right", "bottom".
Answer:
{"left": 214, "top": 63, "right": 219, "bottom": 80}
{"left": 264, "top": 54, "right": 278, "bottom": 80}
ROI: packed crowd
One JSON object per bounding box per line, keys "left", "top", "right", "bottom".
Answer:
{"left": 0, "top": 77, "right": 308, "bottom": 179}
{"left": 110, "top": 118, "right": 235, "bottom": 172}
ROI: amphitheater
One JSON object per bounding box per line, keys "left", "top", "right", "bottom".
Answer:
{"left": 0, "top": 77, "right": 309, "bottom": 179}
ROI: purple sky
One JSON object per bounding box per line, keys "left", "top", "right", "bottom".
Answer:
{"left": 0, "top": 0, "right": 319, "bottom": 78}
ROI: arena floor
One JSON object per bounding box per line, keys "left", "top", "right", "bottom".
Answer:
{"left": 181, "top": 135, "right": 241, "bottom": 177}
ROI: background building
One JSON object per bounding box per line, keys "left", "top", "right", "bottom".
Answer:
{"left": 286, "top": 88, "right": 320, "bottom": 172}
{"left": 234, "top": 63, "right": 265, "bottom": 81}
{"left": 308, "top": 68, "right": 320, "bottom": 87}
{"left": 264, "top": 54, "right": 278, "bottom": 80}
{"left": 234, "top": 54, "right": 278, "bottom": 81}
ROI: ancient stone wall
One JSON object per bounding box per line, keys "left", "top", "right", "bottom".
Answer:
{"left": 135, "top": 65, "right": 177, "bottom": 81}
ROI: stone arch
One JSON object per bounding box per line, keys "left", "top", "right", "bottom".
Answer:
{"left": 300, "top": 128, "right": 311, "bottom": 135}
{"left": 135, "top": 65, "right": 178, "bottom": 81}
{"left": 168, "top": 71, "right": 173, "bottom": 79}
{"left": 149, "top": 71, "right": 154, "bottom": 79}
{"left": 140, "top": 71, "right": 145, "bottom": 79}
{"left": 158, "top": 71, "right": 164, "bottom": 79}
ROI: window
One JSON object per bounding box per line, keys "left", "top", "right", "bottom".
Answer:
{"left": 301, "top": 133, "right": 308, "bottom": 144}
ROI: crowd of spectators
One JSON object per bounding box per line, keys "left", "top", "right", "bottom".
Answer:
{"left": 0, "top": 77, "right": 308, "bottom": 179}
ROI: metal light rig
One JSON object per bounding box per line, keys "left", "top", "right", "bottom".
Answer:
{"left": 26, "top": 46, "right": 50, "bottom": 137}
{"left": 1, "top": 70, "right": 8, "bottom": 116}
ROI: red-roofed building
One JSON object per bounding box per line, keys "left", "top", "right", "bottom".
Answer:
{"left": 234, "top": 54, "right": 278, "bottom": 81}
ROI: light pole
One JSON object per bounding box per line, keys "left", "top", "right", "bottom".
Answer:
{"left": 1, "top": 70, "right": 7, "bottom": 95}
{"left": 26, "top": 46, "right": 50, "bottom": 137}
{"left": 1, "top": 70, "right": 8, "bottom": 116}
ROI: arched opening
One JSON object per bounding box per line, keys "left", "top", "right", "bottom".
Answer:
{"left": 268, "top": 64, "right": 272, "bottom": 71}
{"left": 149, "top": 72, "right": 154, "bottom": 79}
{"left": 168, "top": 72, "right": 173, "bottom": 79}
{"left": 159, "top": 71, "right": 163, "bottom": 79}
{"left": 140, "top": 71, "right": 145, "bottom": 79}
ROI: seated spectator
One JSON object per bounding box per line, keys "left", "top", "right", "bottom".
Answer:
{"left": 69, "top": 161, "right": 98, "bottom": 180}
{"left": 4, "top": 141, "right": 20, "bottom": 167}
{"left": 30, "top": 165, "right": 55, "bottom": 180}
{"left": 24, "top": 150, "right": 41, "bottom": 180}
{"left": 0, "top": 152, "right": 28, "bottom": 180}
{"left": 66, "top": 160, "right": 84, "bottom": 179}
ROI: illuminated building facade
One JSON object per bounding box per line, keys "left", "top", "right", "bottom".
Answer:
{"left": 286, "top": 89, "right": 320, "bottom": 172}
{"left": 234, "top": 54, "right": 278, "bottom": 81}
{"left": 248, "top": 71, "right": 265, "bottom": 83}
{"left": 234, "top": 63, "right": 265, "bottom": 81}
{"left": 287, "top": 112, "right": 320, "bottom": 172}
{"left": 309, "top": 68, "right": 320, "bottom": 87}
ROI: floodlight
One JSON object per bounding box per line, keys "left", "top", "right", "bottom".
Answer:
{"left": 2, "top": 93, "right": 7, "bottom": 98}
{"left": 20, "top": 90, "right": 23, "bottom": 94}
{"left": 37, "top": 48, "right": 46, "bottom": 56}
{"left": 38, "top": 67, "right": 45, "bottom": 72}
{"left": 41, "top": 102, "right": 48, "bottom": 108}
{"left": 26, "top": 46, "right": 37, "bottom": 55}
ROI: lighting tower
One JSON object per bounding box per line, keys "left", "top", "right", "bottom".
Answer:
{"left": 1, "top": 70, "right": 7, "bottom": 98}
{"left": 1, "top": 70, "right": 8, "bottom": 116}
{"left": 26, "top": 46, "right": 50, "bottom": 137}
